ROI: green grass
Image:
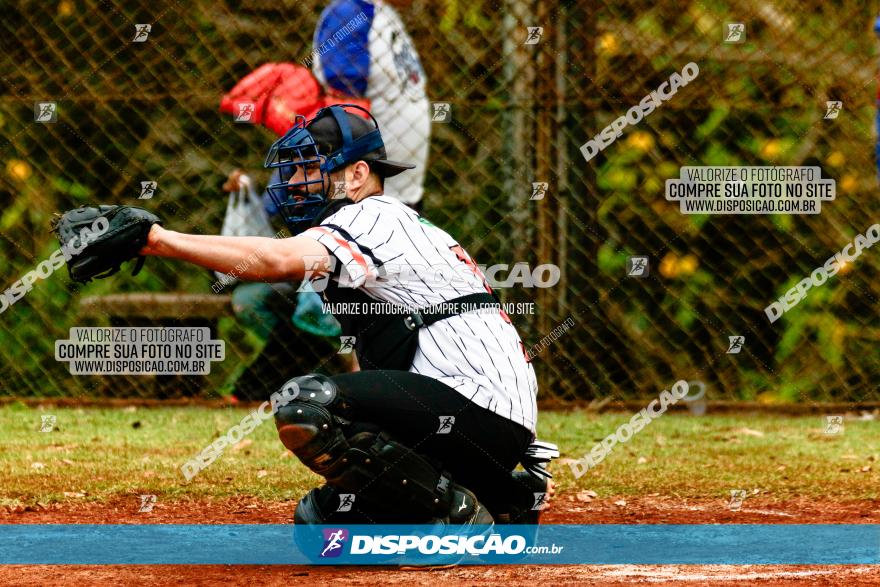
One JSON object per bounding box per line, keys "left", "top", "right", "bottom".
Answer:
{"left": 547, "top": 410, "right": 878, "bottom": 500}
{"left": 0, "top": 404, "right": 877, "bottom": 507}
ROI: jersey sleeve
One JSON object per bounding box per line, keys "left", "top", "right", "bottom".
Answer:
{"left": 312, "top": 0, "right": 374, "bottom": 98}
{"left": 300, "top": 205, "right": 392, "bottom": 288}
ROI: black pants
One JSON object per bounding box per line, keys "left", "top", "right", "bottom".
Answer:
{"left": 328, "top": 370, "right": 534, "bottom": 515}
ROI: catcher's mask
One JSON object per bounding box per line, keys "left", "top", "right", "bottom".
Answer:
{"left": 263, "top": 104, "right": 414, "bottom": 235}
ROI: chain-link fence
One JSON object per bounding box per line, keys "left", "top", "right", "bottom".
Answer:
{"left": 1, "top": 0, "right": 879, "bottom": 402}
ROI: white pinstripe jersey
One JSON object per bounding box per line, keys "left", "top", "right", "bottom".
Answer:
{"left": 301, "top": 195, "right": 538, "bottom": 433}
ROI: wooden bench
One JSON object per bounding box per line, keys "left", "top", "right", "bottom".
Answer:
{"left": 77, "top": 293, "right": 233, "bottom": 398}
{"left": 79, "top": 293, "right": 234, "bottom": 320}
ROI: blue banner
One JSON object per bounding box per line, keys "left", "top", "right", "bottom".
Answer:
{"left": 0, "top": 524, "right": 877, "bottom": 565}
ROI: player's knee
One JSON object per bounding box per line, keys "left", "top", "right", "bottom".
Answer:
{"left": 274, "top": 374, "right": 351, "bottom": 471}
{"left": 273, "top": 374, "right": 342, "bottom": 425}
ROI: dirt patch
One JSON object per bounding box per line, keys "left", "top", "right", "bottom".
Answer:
{"left": 0, "top": 495, "right": 299, "bottom": 525}
{"left": 3, "top": 494, "right": 879, "bottom": 525}
{"left": 3, "top": 564, "right": 880, "bottom": 586}
{"left": 541, "top": 494, "right": 880, "bottom": 524}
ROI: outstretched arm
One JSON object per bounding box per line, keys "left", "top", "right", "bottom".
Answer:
{"left": 140, "top": 225, "right": 331, "bottom": 282}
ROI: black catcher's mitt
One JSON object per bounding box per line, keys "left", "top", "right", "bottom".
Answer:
{"left": 51, "top": 205, "right": 161, "bottom": 283}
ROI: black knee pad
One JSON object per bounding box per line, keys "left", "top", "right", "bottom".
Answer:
{"left": 275, "top": 374, "right": 349, "bottom": 416}
{"left": 274, "top": 374, "right": 354, "bottom": 477}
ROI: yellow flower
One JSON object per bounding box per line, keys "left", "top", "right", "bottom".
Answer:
{"left": 59, "top": 0, "right": 74, "bottom": 17}
{"left": 677, "top": 254, "right": 699, "bottom": 275}
{"left": 760, "top": 139, "right": 782, "bottom": 160}
{"left": 626, "top": 131, "right": 654, "bottom": 153}
{"left": 825, "top": 151, "right": 845, "bottom": 167}
{"left": 597, "top": 33, "right": 618, "bottom": 56}
{"left": 839, "top": 174, "right": 857, "bottom": 192}
{"left": 659, "top": 253, "right": 679, "bottom": 278}
{"left": 6, "top": 159, "right": 31, "bottom": 181}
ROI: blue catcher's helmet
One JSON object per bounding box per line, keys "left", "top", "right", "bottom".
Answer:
{"left": 263, "top": 104, "right": 415, "bottom": 235}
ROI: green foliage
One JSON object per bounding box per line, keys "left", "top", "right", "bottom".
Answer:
{"left": 1, "top": 0, "right": 878, "bottom": 402}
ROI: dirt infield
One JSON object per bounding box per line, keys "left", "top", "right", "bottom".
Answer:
{"left": 5, "top": 564, "right": 880, "bottom": 586}
{"left": 3, "top": 494, "right": 879, "bottom": 525}
{"left": 3, "top": 495, "right": 879, "bottom": 586}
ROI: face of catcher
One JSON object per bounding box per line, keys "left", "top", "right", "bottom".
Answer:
{"left": 285, "top": 157, "right": 332, "bottom": 203}
{"left": 286, "top": 156, "right": 380, "bottom": 203}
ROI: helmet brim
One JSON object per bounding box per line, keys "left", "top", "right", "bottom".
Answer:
{"left": 365, "top": 158, "right": 416, "bottom": 178}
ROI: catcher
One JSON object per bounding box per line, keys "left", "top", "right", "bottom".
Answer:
{"left": 53, "top": 104, "right": 557, "bottom": 527}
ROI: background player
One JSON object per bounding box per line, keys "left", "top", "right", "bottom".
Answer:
{"left": 312, "top": 0, "right": 431, "bottom": 210}
{"left": 218, "top": 170, "right": 347, "bottom": 402}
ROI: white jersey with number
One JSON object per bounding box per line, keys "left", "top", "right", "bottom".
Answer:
{"left": 301, "top": 196, "right": 538, "bottom": 433}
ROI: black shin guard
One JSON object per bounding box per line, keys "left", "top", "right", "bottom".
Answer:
{"left": 294, "top": 484, "right": 413, "bottom": 525}
{"left": 323, "top": 430, "right": 454, "bottom": 522}
{"left": 275, "top": 374, "right": 491, "bottom": 524}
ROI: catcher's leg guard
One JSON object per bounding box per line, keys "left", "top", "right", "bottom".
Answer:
{"left": 293, "top": 485, "right": 367, "bottom": 524}
{"left": 275, "top": 374, "right": 493, "bottom": 525}
{"left": 292, "top": 486, "right": 404, "bottom": 564}
{"left": 273, "top": 374, "right": 354, "bottom": 475}
{"left": 293, "top": 485, "right": 390, "bottom": 524}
